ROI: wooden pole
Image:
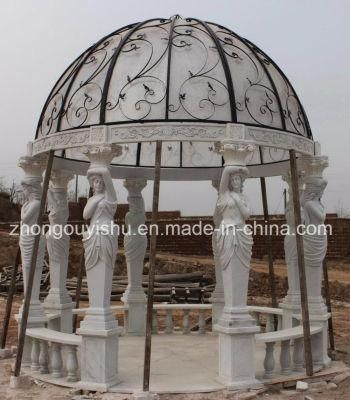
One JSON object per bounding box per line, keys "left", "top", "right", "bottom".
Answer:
{"left": 13, "top": 150, "right": 54, "bottom": 377}
{"left": 289, "top": 149, "right": 313, "bottom": 376}
{"left": 0, "top": 247, "right": 21, "bottom": 349}
{"left": 322, "top": 258, "right": 335, "bottom": 356}
{"left": 72, "top": 253, "right": 84, "bottom": 333}
{"left": 260, "top": 177, "right": 278, "bottom": 330}
{"left": 143, "top": 140, "right": 162, "bottom": 392}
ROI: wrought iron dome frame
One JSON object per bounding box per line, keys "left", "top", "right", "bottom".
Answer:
{"left": 32, "top": 16, "right": 318, "bottom": 180}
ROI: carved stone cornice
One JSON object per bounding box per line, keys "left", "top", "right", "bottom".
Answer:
{"left": 32, "top": 123, "right": 315, "bottom": 158}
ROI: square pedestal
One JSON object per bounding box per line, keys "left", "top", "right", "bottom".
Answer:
{"left": 215, "top": 323, "right": 261, "bottom": 390}
{"left": 77, "top": 327, "right": 122, "bottom": 391}
{"left": 126, "top": 302, "right": 146, "bottom": 335}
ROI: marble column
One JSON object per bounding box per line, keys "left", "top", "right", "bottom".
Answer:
{"left": 77, "top": 144, "right": 122, "bottom": 391}
{"left": 300, "top": 155, "right": 329, "bottom": 315}
{"left": 213, "top": 141, "right": 261, "bottom": 390}
{"left": 121, "top": 178, "right": 148, "bottom": 335}
{"left": 279, "top": 169, "right": 305, "bottom": 329}
{"left": 44, "top": 170, "right": 74, "bottom": 333}
{"left": 210, "top": 179, "right": 225, "bottom": 326}
{"left": 300, "top": 155, "right": 331, "bottom": 367}
{"left": 16, "top": 153, "right": 48, "bottom": 366}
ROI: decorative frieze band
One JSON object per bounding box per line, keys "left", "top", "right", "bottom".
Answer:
{"left": 32, "top": 122, "right": 315, "bottom": 157}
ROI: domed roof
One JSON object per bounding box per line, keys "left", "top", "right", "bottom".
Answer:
{"left": 33, "top": 16, "right": 316, "bottom": 180}
{"left": 37, "top": 16, "right": 311, "bottom": 138}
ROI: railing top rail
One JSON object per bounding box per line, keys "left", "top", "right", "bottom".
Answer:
{"left": 26, "top": 328, "right": 82, "bottom": 346}
{"left": 247, "top": 306, "right": 283, "bottom": 316}
{"left": 256, "top": 325, "right": 322, "bottom": 343}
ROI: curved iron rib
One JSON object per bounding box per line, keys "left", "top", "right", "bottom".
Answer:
{"left": 191, "top": 18, "right": 237, "bottom": 123}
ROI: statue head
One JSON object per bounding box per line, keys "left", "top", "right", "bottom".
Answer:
{"left": 88, "top": 173, "right": 105, "bottom": 194}
{"left": 228, "top": 167, "right": 248, "bottom": 193}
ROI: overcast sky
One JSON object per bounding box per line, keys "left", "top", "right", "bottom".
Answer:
{"left": 1, "top": 0, "right": 349, "bottom": 216}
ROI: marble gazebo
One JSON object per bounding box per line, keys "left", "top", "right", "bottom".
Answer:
{"left": 12, "top": 15, "right": 330, "bottom": 395}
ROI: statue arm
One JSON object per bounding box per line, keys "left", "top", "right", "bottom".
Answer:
{"left": 101, "top": 168, "right": 117, "bottom": 203}
{"left": 219, "top": 166, "right": 235, "bottom": 195}
{"left": 83, "top": 196, "right": 99, "bottom": 220}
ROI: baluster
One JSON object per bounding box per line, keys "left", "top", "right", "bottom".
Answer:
{"left": 183, "top": 309, "right": 190, "bottom": 334}
{"left": 39, "top": 340, "right": 49, "bottom": 374}
{"left": 254, "top": 312, "right": 260, "bottom": 326}
{"left": 198, "top": 310, "right": 206, "bottom": 335}
{"left": 165, "top": 309, "right": 173, "bottom": 334}
{"left": 30, "top": 338, "right": 40, "bottom": 371}
{"left": 51, "top": 342, "right": 63, "bottom": 378}
{"left": 263, "top": 342, "right": 275, "bottom": 379}
{"left": 66, "top": 345, "right": 79, "bottom": 382}
{"left": 266, "top": 315, "right": 274, "bottom": 332}
{"left": 123, "top": 309, "right": 128, "bottom": 334}
{"left": 293, "top": 337, "right": 304, "bottom": 372}
{"left": 277, "top": 315, "right": 282, "bottom": 331}
{"left": 280, "top": 340, "right": 291, "bottom": 375}
{"left": 152, "top": 310, "right": 158, "bottom": 334}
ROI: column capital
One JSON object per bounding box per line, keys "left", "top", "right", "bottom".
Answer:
{"left": 50, "top": 169, "right": 74, "bottom": 190}
{"left": 123, "top": 178, "right": 147, "bottom": 196}
{"left": 299, "top": 155, "right": 329, "bottom": 178}
{"left": 214, "top": 140, "right": 256, "bottom": 166}
{"left": 282, "top": 169, "right": 305, "bottom": 189}
{"left": 18, "top": 154, "right": 47, "bottom": 180}
{"left": 81, "top": 143, "right": 122, "bottom": 167}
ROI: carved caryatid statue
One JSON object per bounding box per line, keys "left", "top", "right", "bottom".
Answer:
{"left": 80, "top": 162, "right": 118, "bottom": 330}
{"left": 77, "top": 144, "right": 122, "bottom": 389}
{"left": 20, "top": 178, "right": 46, "bottom": 305}
{"left": 121, "top": 178, "right": 148, "bottom": 334}
{"left": 123, "top": 179, "right": 147, "bottom": 275}
{"left": 83, "top": 168, "right": 118, "bottom": 272}
{"left": 215, "top": 165, "right": 253, "bottom": 318}
{"left": 280, "top": 172, "right": 305, "bottom": 315}
{"left": 210, "top": 179, "right": 225, "bottom": 325}
{"left": 45, "top": 171, "right": 74, "bottom": 332}
{"left": 302, "top": 176, "right": 328, "bottom": 314}
{"left": 46, "top": 181, "right": 70, "bottom": 280}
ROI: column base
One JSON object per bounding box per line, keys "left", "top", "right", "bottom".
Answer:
{"left": 215, "top": 324, "right": 261, "bottom": 390}
{"left": 210, "top": 291, "right": 224, "bottom": 326}
{"left": 308, "top": 297, "right": 328, "bottom": 316}
{"left": 279, "top": 300, "right": 301, "bottom": 329}
{"left": 122, "top": 289, "right": 146, "bottom": 336}
{"left": 294, "top": 312, "right": 332, "bottom": 368}
{"left": 79, "top": 307, "right": 118, "bottom": 331}
{"left": 214, "top": 308, "right": 261, "bottom": 390}
{"left": 44, "top": 301, "right": 74, "bottom": 333}
{"left": 77, "top": 327, "right": 123, "bottom": 391}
